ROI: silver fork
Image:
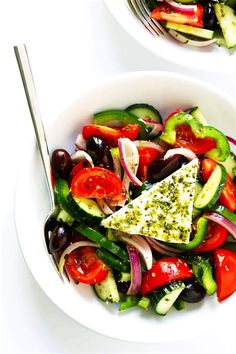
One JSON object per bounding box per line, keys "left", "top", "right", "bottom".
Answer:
{"left": 127, "top": 0, "right": 167, "bottom": 37}
{"left": 14, "top": 44, "right": 63, "bottom": 281}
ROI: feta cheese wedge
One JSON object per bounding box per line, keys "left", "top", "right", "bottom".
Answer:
{"left": 101, "top": 159, "right": 199, "bottom": 243}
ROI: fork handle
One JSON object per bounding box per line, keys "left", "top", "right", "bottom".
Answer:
{"left": 14, "top": 44, "right": 56, "bottom": 208}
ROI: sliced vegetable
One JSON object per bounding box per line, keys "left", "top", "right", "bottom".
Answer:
{"left": 65, "top": 246, "right": 108, "bottom": 284}
{"left": 151, "top": 281, "right": 186, "bottom": 316}
{"left": 151, "top": 3, "right": 204, "bottom": 27}
{"left": 142, "top": 120, "right": 163, "bottom": 137}
{"left": 220, "top": 151, "right": 236, "bottom": 180}
{"left": 204, "top": 211, "right": 236, "bottom": 239}
{"left": 165, "top": 22, "right": 214, "bottom": 39}
{"left": 189, "top": 106, "right": 208, "bottom": 126}
{"left": 94, "top": 270, "right": 120, "bottom": 303}
{"left": 119, "top": 295, "right": 141, "bottom": 312}
{"left": 138, "top": 296, "right": 151, "bottom": 310}
{"left": 168, "top": 29, "right": 216, "bottom": 46}
{"left": 194, "top": 221, "right": 228, "bottom": 253}
{"left": 75, "top": 133, "right": 86, "bottom": 150}
{"left": 74, "top": 223, "right": 129, "bottom": 262}
{"left": 96, "top": 248, "right": 130, "bottom": 273}
{"left": 70, "top": 150, "right": 94, "bottom": 167}
{"left": 118, "top": 138, "right": 142, "bottom": 186}
{"left": 71, "top": 167, "right": 127, "bottom": 201}
{"left": 201, "top": 158, "right": 236, "bottom": 211}
{"left": 214, "top": 248, "right": 236, "bottom": 302}
{"left": 210, "top": 204, "right": 236, "bottom": 225}
{"left": 127, "top": 247, "right": 142, "bottom": 295}
{"left": 140, "top": 257, "right": 193, "bottom": 295}
{"left": 160, "top": 113, "right": 230, "bottom": 162}
{"left": 82, "top": 124, "right": 140, "bottom": 147}
{"left": 214, "top": 4, "right": 236, "bottom": 49}
{"left": 126, "top": 103, "right": 162, "bottom": 123}
{"left": 95, "top": 198, "right": 114, "bottom": 215}
{"left": 93, "top": 110, "right": 148, "bottom": 139}
{"left": 164, "top": 0, "right": 197, "bottom": 14}
{"left": 146, "top": 237, "right": 183, "bottom": 257}
{"left": 164, "top": 147, "right": 197, "bottom": 162}
{"left": 194, "top": 164, "right": 226, "bottom": 210}
{"left": 187, "top": 255, "right": 217, "bottom": 295}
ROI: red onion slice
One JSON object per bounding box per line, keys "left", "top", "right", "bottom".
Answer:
{"left": 118, "top": 233, "right": 153, "bottom": 270}
{"left": 96, "top": 198, "right": 114, "bottom": 215}
{"left": 164, "top": 148, "right": 197, "bottom": 161}
{"left": 134, "top": 140, "right": 165, "bottom": 153}
{"left": 112, "top": 154, "right": 122, "bottom": 179}
{"left": 59, "top": 241, "right": 100, "bottom": 274}
{"left": 227, "top": 136, "right": 236, "bottom": 147}
{"left": 146, "top": 237, "right": 182, "bottom": 257}
{"left": 168, "top": 29, "right": 217, "bottom": 47}
{"left": 204, "top": 212, "right": 236, "bottom": 239}
{"left": 70, "top": 150, "right": 94, "bottom": 167}
{"left": 75, "top": 133, "right": 87, "bottom": 150}
{"left": 142, "top": 119, "right": 164, "bottom": 137}
{"left": 118, "top": 138, "right": 142, "bottom": 187}
{"left": 164, "top": 0, "right": 197, "bottom": 14}
{"left": 127, "top": 246, "right": 142, "bottom": 295}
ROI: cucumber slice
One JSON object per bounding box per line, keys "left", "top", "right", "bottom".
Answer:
{"left": 94, "top": 270, "right": 120, "bottom": 303}
{"left": 214, "top": 4, "right": 236, "bottom": 49}
{"left": 126, "top": 103, "right": 162, "bottom": 123}
{"left": 151, "top": 281, "right": 185, "bottom": 316}
{"left": 73, "top": 196, "right": 105, "bottom": 223}
{"left": 220, "top": 152, "right": 236, "bottom": 180}
{"left": 174, "top": 297, "right": 185, "bottom": 311}
{"left": 194, "top": 164, "right": 226, "bottom": 210}
{"left": 116, "top": 271, "right": 131, "bottom": 282}
{"left": 56, "top": 209, "right": 75, "bottom": 224}
{"left": 189, "top": 107, "right": 208, "bottom": 126}
{"left": 165, "top": 22, "right": 214, "bottom": 39}
{"left": 192, "top": 181, "right": 203, "bottom": 219}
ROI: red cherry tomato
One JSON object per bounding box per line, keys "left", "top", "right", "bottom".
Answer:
{"left": 137, "top": 147, "right": 162, "bottom": 182}
{"left": 175, "top": 124, "right": 216, "bottom": 154}
{"left": 214, "top": 248, "right": 236, "bottom": 302}
{"left": 201, "top": 158, "right": 236, "bottom": 212}
{"left": 151, "top": 3, "right": 204, "bottom": 27}
{"left": 194, "top": 221, "right": 228, "bottom": 253}
{"left": 70, "top": 167, "right": 127, "bottom": 200}
{"left": 140, "top": 257, "right": 193, "bottom": 295}
{"left": 82, "top": 124, "right": 140, "bottom": 147}
{"left": 65, "top": 246, "right": 108, "bottom": 284}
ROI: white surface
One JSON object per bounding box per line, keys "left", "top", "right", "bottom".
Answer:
{"left": 1, "top": 0, "right": 236, "bottom": 353}
{"left": 105, "top": 0, "right": 236, "bottom": 72}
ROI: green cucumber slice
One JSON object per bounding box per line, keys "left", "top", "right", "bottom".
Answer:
{"left": 189, "top": 107, "right": 208, "bottom": 126}
{"left": 214, "top": 4, "right": 236, "bottom": 49}
{"left": 126, "top": 103, "right": 162, "bottom": 123}
{"left": 165, "top": 22, "right": 214, "bottom": 40}
{"left": 94, "top": 270, "right": 120, "bottom": 303}
{"left": 220, "top": 152, "right": 236, "bottom": 180}
{"left": 151, "top": 281, "right": 185, "bottom": 316}
{"left": 194, "top": 164, "right": 226, "bottom": 210}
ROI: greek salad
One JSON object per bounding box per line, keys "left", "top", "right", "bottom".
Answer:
{"left": 47, "top": 103, "right": 236, "bottom": 316}
{"left": 146, "top": 0, "right": 236, "bottom": 49}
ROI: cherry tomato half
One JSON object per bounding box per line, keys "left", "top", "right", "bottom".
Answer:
{"left": 194, "top": 221, "right": 228, "bottom": 253}
{"left": 175, "top": 124, "right": 216, "bottom": 154}
{"left": 65, "top": 246, "right": 108, "bottom": 284}
{"left": 70, "top": 167, "right": 127, "bottom": 200}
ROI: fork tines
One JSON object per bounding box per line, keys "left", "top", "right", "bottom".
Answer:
{"left": 127, "top": 0, "right": 166, "bottom": 37}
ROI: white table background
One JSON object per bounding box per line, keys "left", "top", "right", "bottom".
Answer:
{"left": 1, "top": 0, "right": 235, "bottom": 353}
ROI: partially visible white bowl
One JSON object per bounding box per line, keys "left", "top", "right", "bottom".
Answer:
{"left": 105, "top": 0, "right": 235, "bottom": 72}
{"left": 15, "top": 71, "right": 236, "bottom": 343}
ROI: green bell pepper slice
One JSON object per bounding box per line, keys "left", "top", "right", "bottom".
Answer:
{"left": 160, "top": 113, "right": 230, "bottom": 162}
{"left": 167, "top": 217, "right": 209, "bottom": 251}
{"left": 93, "top": 109, "right": 149, "bottom": 140}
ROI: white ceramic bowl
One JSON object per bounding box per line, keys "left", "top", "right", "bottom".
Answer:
{"left": 15, "top": 71, "right": 236, "bottom": 343}
{"left": 105, "top": 0, "right": 235, "bottom": 72}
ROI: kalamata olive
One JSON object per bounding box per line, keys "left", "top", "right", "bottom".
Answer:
{"left": 51, "top": 149, "right": 72, "bottom": 178}
{"left": 86, "top": 137, "right": 113, "bottom": 170}
{"left": 203, "top": 2, "right": 217, "bottom": 30}
{"left": 116, "top": 281, "right": 130, "bottom": 294}
{"left": 149, "top": 155, "right": 188, "bottom": 182}
{"left": 49, "top": 224, "right": 72, "bottom": 254}
{"left": 180, "top": 279, "right": 206, "bottom": 303}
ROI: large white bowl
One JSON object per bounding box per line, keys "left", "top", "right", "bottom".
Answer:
{"left": 15, "top": 71, "right": 236, "bottom": 343}
{"left": 105, "top": 0, "right": 235, "bottom": 72}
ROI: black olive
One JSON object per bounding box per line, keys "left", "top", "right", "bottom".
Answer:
{"left": 180, "top": 279, "right": 206, "bottom": 303}
{"left": 116, "top": 281, "right": 130, "bottom": 294}
{"left": 86, "top": 137, "right": 113, "bottom": 170}
{"left": 51, "top": 149, "right": 72, "bottom": 178}
{"left": 149, "top": 155, "right": 188, "bottom": 182}
{"left": 49, "top": 224, "right": 72, "bottom": 254}
{"left": 203, "top": 2, "right": 217, "bottom": 30}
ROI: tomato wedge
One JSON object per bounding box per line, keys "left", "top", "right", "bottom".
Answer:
{"left": 82, "top": 124, "right": 140, "bottom": 147}
{"left": 65, "top": 246, "right": 108, "bottom": 284}
{"left": 201, "top": 158, "right": 236, "bottom": 212}
{"left": 71, "top": 167, "right": 127, "bottom": 200}
{"left": 137, "top": 147, "right": 162, "bottom": 182}
{"left": 68, "top": 160, "right": 92, "bottom": 186}
{"left": 151, "top": 4, "right": 204, "bottom": 28}
{"left": 175, "top": 124, "right": 216, "bottom": 154}
{"left": 214, "top": 248, "right": 236, "bottom": 302}
{"left": 140, "top": 257, "right": 193, "bottom": 295}
{"left": 194, "top": 221, "right": 228, "bottom": 253}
